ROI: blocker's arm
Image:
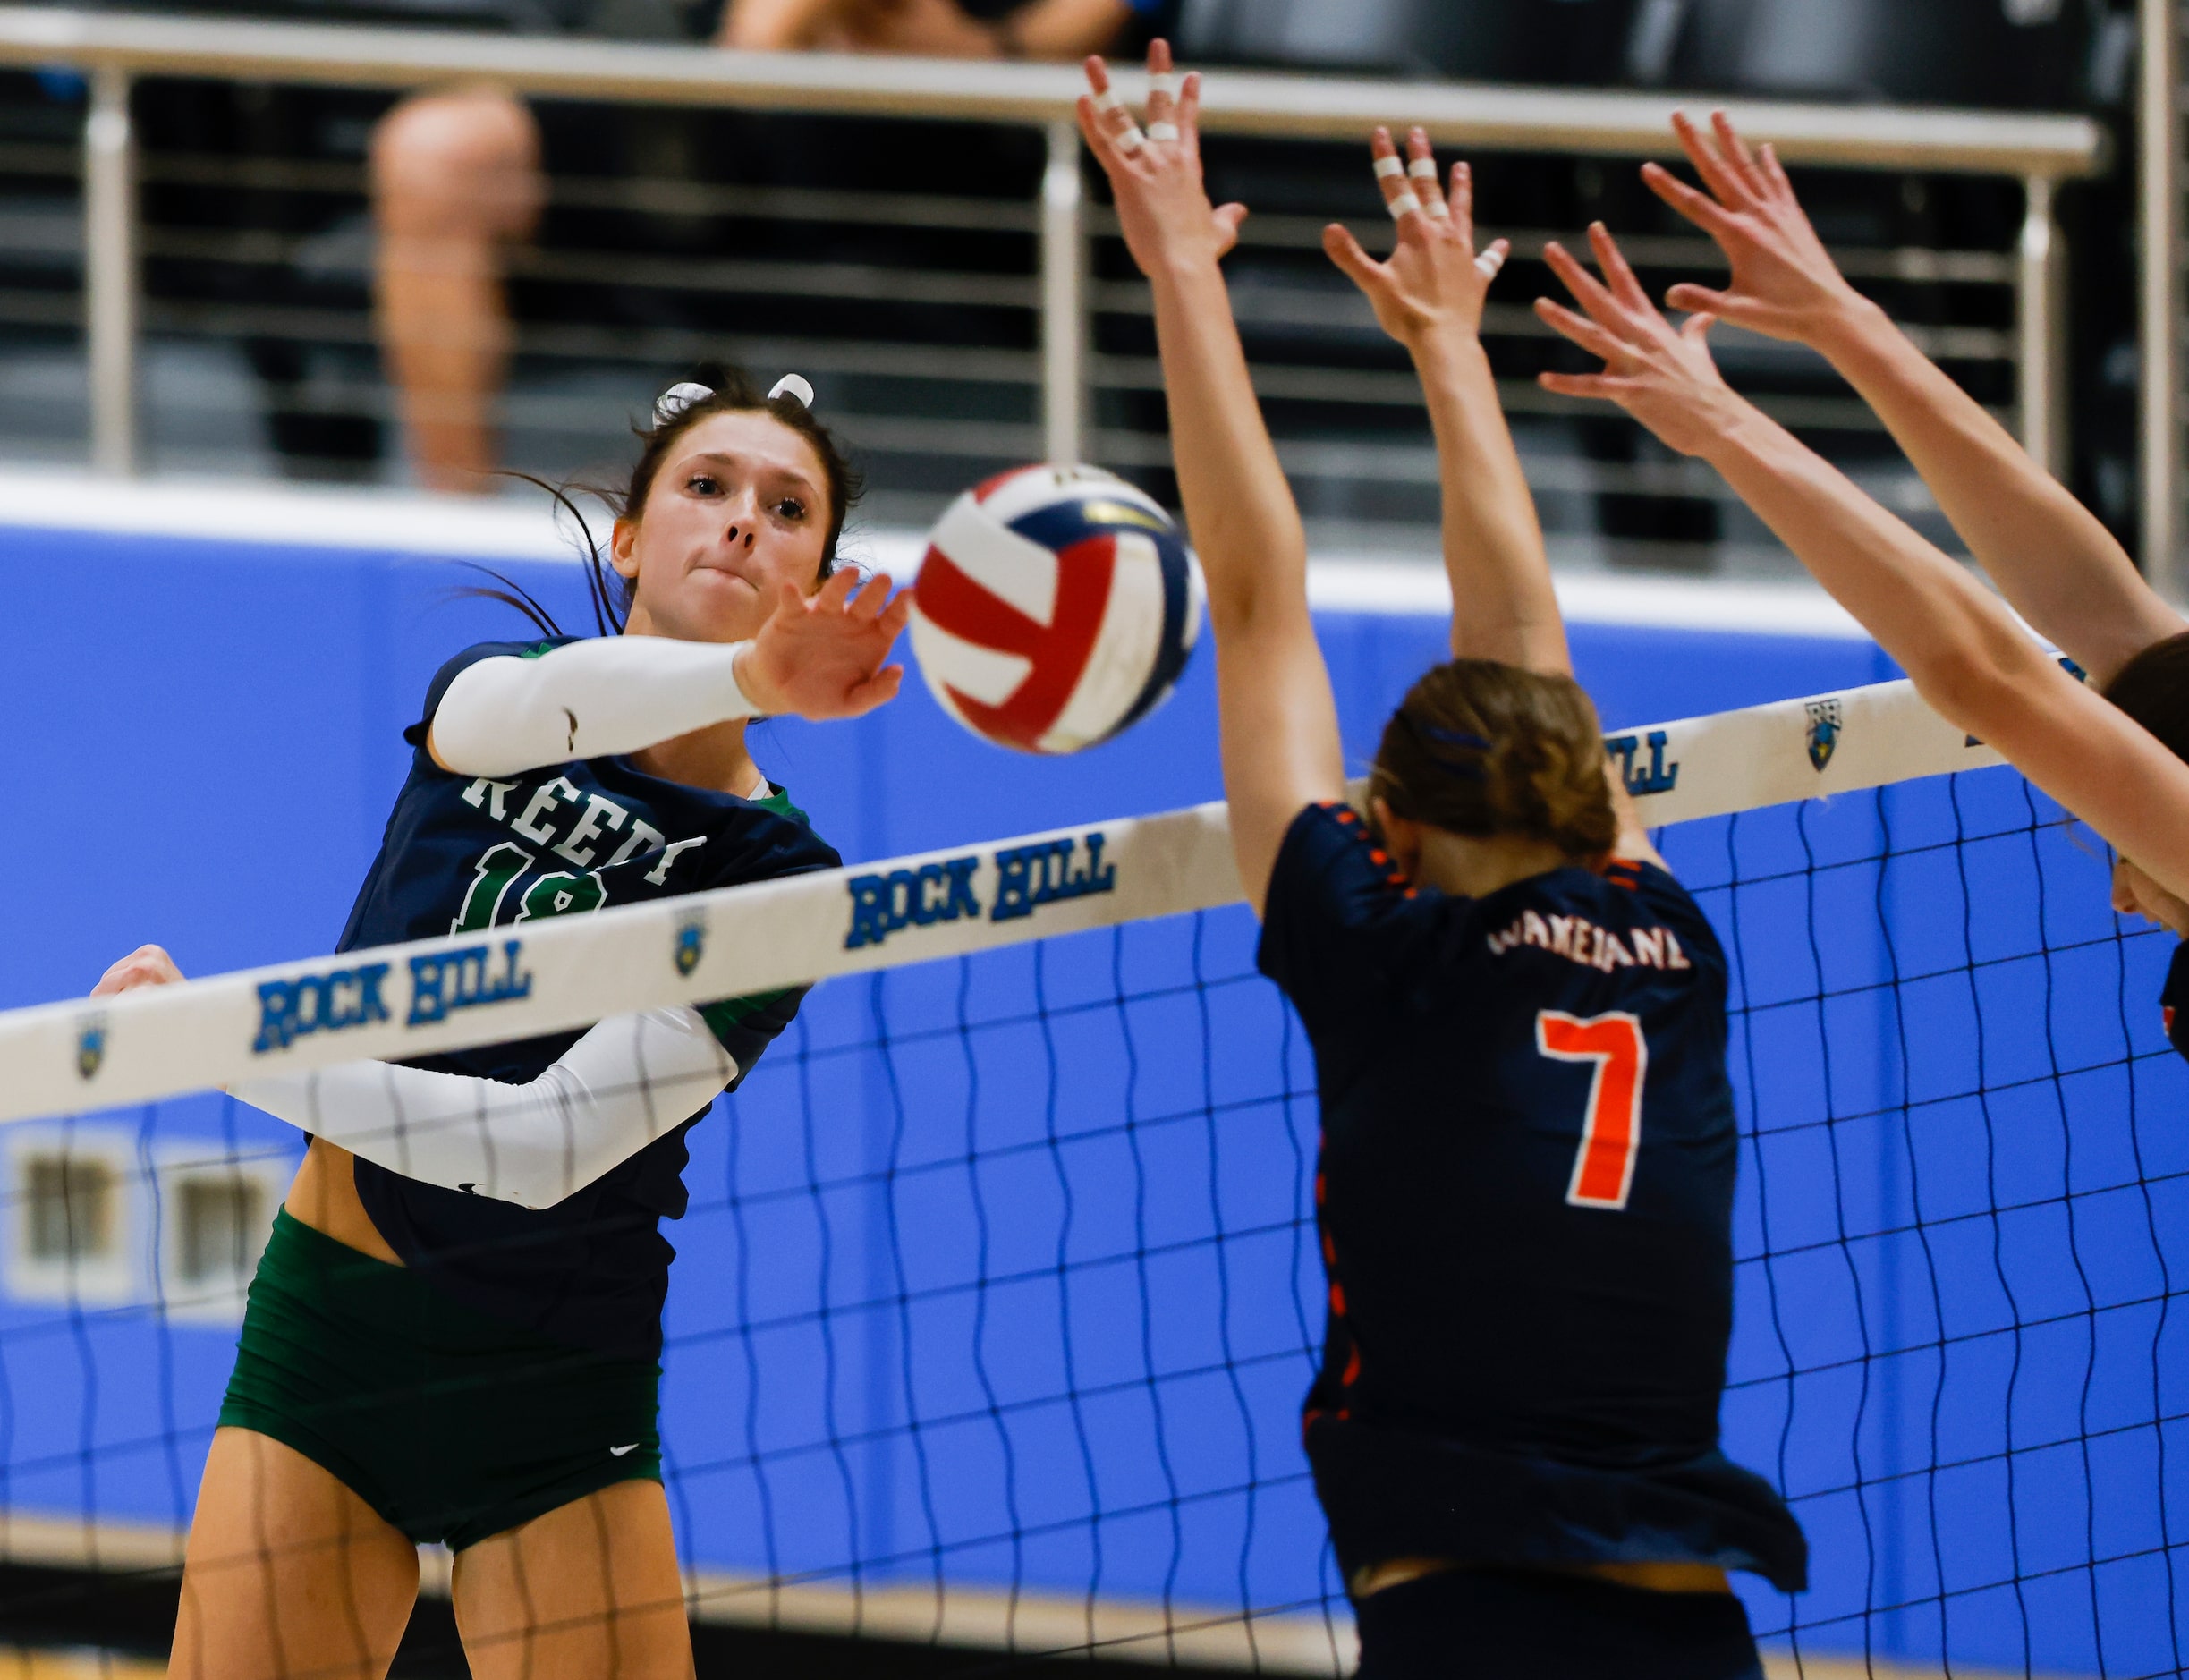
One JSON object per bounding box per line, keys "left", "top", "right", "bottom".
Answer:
{"left": 1322, "top": 127, "right": 1564, "bottom": 676}
{"left": 1642, "top": 112, "right": 2184, "bottom": 685}
{"left": 1536, "top": 224, "right": 2189, "bottom": 908}
{"left": 233, "top": 1008, "right": 734, "bottom": 1210}
{"left": 1079, "top": 47, "right": 1346, "bottom": 914}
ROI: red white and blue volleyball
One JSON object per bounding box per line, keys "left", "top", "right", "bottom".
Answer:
{"left": 910, "top": 465, "right": 1203, "bottom": 754}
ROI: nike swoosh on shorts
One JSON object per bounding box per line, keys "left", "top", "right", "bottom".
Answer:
{"left": 610, "top": 1443, "right": 640, "bottom": 1456}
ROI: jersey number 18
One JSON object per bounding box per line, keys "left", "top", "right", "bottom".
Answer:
{"left": 1536, "top": 1011, "right": 1647, "bottom": 1211}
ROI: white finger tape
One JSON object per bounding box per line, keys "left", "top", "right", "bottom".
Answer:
{"left": 1373, "top": 155, "right": 1406, "bottom": 180}
{"left": 1116, "top": 126, "right": 1146, "bottom": 154}
{"left": 1150, "top": 72, "right": 1179, "bottom": 98}
{"left": 1092, "top": 87, "right": 1124, "bottom": 113}
{"left": 1146, "top": 121, "right": 1179, "bottom": 142}
{"left": 1408, "top": 157, "right": 1440, "bottom": 181}
{"left": 1476, "top": 248, "right": 1508, "bottom": 279}
{"left": 1386, "top": 191, "right": 1423, "bottom": 220}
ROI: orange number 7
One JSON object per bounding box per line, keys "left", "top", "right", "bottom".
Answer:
{"left": 1536, "top": 1010, "right": 1647, "bottom": 1210}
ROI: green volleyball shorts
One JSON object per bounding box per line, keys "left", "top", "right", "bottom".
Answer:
{"left": 217, "top": 1210, "right": 662, "bottom": 1552}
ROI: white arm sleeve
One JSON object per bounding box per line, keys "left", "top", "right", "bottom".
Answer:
{"left": 232, "top": 1006, "right": 735, "bottom": 1211}
{"left": 432, "top": 638, "right": 761, "bottom": 778}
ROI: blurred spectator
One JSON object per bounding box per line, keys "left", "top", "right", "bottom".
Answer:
{"left": 1175, "top": 0, "right": 1644, "bottom": 85}
{"left": 1626, "top": 0, "right": 2092, "bottom": 106}
{"left": 375, "top": 0, "right": 1165, "bottom": 491}
{"left": 725, "top": 0, "right": 1163, "bottom": 56}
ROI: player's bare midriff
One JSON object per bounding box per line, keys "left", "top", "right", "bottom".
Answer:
{"left": 1349, "top": 1556, "right": 1732, "bottom": 1599}
{"left": 285, "top": 1138, "right": 405, "bottom": 1266}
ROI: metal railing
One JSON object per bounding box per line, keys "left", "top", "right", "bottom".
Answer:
{"left": 0, "top": 5, "right": 2109, "bottom": 542}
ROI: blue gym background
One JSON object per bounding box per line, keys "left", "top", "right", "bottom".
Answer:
{"left": 4, "top": 517, "right": 2185, "bottom": 1676}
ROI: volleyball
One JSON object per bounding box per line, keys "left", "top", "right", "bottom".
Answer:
{"left": 909, "top": 464, "right": 1203, "bottom": 754}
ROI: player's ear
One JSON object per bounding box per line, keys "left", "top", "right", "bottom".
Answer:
{"left": 610, "top": 516, "right": 641, "bottom": 582}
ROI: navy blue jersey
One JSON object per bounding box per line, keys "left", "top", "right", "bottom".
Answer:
{"left": 335, "top": 639, "right": 840, "bottom": 1359}
{"left": 1257, "top": 802, "right": 1805, "bottom": 1591}
{"left": 2162, "top": 942, "right": 2189, "bottom": 1063}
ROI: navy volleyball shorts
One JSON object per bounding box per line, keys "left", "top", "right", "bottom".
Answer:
{"left": 1353, "top": 1565, "right": 1765, "bottom": 1680}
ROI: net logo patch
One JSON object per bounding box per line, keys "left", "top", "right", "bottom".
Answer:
{"left": 253, "top": 962, "right": 395, "bottom": 1053}
{"left": 843, "top": 833, "right": 1116, "bottom": 950}
{"left": 1805, "top": 700, "right": 1844, "bottom": 772}
{"left": 674, "top": 908, "right": 707, "bottom": 978}
{"left": 74, "top": 1014, "right": 106, "bottom": 1082}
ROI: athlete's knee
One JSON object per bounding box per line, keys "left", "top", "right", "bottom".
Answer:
{"left": 371, "top": 89, "right": 542, "bottom": 239}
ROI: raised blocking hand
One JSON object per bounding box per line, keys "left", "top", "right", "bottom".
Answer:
{"left": 1322, "top": 126, "right": 1511, "bottom": 352}
{"left": 1534, "top": 223, "right": 1750, "bottom": 459}
{"left": 1642, "top": 111, "right": 1868, "bottom": 344}
{"left": 1078, "top": 40, "right": 1248, "bottom": 279}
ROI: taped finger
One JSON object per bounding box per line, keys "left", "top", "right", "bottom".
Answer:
{"left": 1372, "top": 153, "right": 1422, "bottom": 219}
{"left": 1092, "top": 89, "right": 1148, "bottom": 154}
{"left": 1150, "top": 72, "right": 1179, "bottom": 102}
{"left": 1147, "top": 122, "right": 1180, "bottom": 142}
{"left": 1406, "top": 157, "right": 1450, "bottom": 217}
{"left": 1476, "top": 245, "right": 1507, "bottom": 280}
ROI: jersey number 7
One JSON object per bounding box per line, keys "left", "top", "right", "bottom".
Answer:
{"left": 1536, "top": 1010, "right": 1647, "bottom": 1211}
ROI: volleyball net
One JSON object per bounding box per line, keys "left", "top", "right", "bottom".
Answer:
{"left": 0, "top": 675, "right": 2180, "bottom": 1677}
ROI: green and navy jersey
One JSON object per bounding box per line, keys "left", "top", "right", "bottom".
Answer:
{"left": 1257, "top": 801, "right": 1805, "bottom": 1591}
{"left": 335, "top": 638, "right": 840, "bottom": 1358}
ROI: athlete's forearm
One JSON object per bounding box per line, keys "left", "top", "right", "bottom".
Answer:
{"left": 1411, "top": 331, "right": 1569, "bottom": 675}
{"left": 430, "top": 636, "right": 761, "bottom": 778}
{"left": 1810, "top": 300, "right": 2181, "bottom": 683}
{"left": 1146, "top": 252, "right": 1346, "bottom": 907}
{"left": 1701, "top": 403, "right": 2048, "bottom": 722}
{"left": 233, "top": 1007, "right": 734, "bottom": 1210}
{"left": 1150, "top": 257, "right": 1309, "bottom": 625}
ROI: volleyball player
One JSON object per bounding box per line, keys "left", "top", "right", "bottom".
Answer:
{"left": 1078, "top": 46, "right": 1805, "bottom": 1678}
{"left": 1531, "top": 121, "right": 2189, "bottom": 962}
{"left": 91, "top": 369, "right": 910, "bottom": 1680}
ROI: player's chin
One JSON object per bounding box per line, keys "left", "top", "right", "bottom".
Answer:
{"left": 680, "top": 567, "right": 766, "bottom": 632}
{"left": 665, "top": 595, "right": 770, "bottom": 648}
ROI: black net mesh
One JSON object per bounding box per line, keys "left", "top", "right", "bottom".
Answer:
{"left": 8, "top": 759, "right": 2185, "bottom": 1676}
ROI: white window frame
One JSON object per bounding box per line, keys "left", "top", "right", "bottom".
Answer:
{"left": 4, "top": 1124, "right": 147, "bottom": 1307}
{"left": 154, "top": 1143, "right": 289, "bottom": 1324}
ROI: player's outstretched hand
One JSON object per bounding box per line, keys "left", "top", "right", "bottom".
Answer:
{"left": 736, "top": 567, "right": 911, "bottom": 721}
{"left": 93, "top": 944, "right": 187, "bottom": 997}
{"left": 1323, "top": 127, "right": 1510, "bottom": 352}
{"left": 1078, "top": 41, "right": 1247, "bottom": 279}
{"left": 1642, "top": 111, "right": 1867, "bottom": 344}
{"left": 1534, "top": 224, "right": 1750, "bottom": 459}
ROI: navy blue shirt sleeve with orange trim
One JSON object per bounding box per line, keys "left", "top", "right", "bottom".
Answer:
{"left": 2163, "top": 942, "right": 2189, "bottom": 1062}
{"left": 1255, "top": 802, "right": 1444, "bottom": 1035}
